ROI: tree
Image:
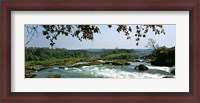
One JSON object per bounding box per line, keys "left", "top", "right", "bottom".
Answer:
{"left": 25, "top": 25, "right": 166, "bottom": 47}
{"left": 145, "top": 38, "right": 159, "bottom": 50}
{"left": 151, "top": 46, "right": 175, "bottom": 66}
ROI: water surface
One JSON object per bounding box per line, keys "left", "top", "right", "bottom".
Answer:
{"left": 32, "top": 61, "right": 175, "bottom": 78}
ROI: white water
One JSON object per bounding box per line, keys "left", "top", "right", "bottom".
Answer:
{"left": 33, "top": 62, "right": 175, "bottom": 78}
{"left": 79, "top": 65, "right": 167, "bottom": 78}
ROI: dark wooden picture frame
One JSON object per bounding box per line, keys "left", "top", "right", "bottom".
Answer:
{"left": 0, "top": 0, "right": 199, "bottom": 102}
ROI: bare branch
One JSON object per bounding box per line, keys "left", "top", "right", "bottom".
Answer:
{"left": 25, "top": 25, "right": 38, "bottom": 45}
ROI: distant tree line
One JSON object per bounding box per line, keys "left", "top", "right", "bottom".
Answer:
{"left": 25, "top": 47, "right": 140, "bottom": 61}
{"left": 100, "top": 49, "right": 139, "bottom": 60}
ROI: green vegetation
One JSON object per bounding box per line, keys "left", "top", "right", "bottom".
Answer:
{"left": 25, "top": 47, "right": 97, "bottom": 61}
{"left": 103, "top": 53, "right": 139, "bottom": 60}
{"left": 141, "top": 46, "right": 175, "bottom": 66}
{"left": 25, "top": 47, "right": 140, "bottom": 61}
{"left": 151, "top": 47, "right": 175, "bottom": 66}
{"left": 25, "top": 47, "right": 175, "bottom": 68}
{"left": 24, "top": 48, "right": 142, "bottom": 78}
{"left": 25, "top": 47, "right": 142, "bottom": 72}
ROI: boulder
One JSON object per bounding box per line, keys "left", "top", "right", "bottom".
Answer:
{"left": 163, "top": 76, "right": 174, "bottom": 78}
{"left": 25, "top": 73, "right": 36, "bottom": 78}
{"left": 103, "top": 61, "right": 113, "bottom": 65}
{"left": 58, "top": 66, "right": 65, "bottom": 69}
{"left": 48, "top": 74, "right": 61, "bottom": 78}
{"left": 170, "top": 68, "right": 175, "bottom": 75}
{"left": 112, "top": 62, "right": 123, "bottom": 65}
{"left": 124, "top": 62, "right": 131, "bottom": 65}
{"left": 111, "top": 60, "right": 131, "bottom": 66}
{"left": 137, "top": 64, "right": 148, "bottom": 71}
{"left": 139, "top": 64, "right": 148, "bottom": 71}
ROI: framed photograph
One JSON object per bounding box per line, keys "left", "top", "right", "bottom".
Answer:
{"left": 1, "top": 0, "right": 199, "bottom": 102}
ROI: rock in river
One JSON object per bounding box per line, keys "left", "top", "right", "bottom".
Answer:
{"left": 135, "top": 64, "right": 148, "bottom": 71}
{"left": 48, "top": 74, "right": 61, "bottom": 78}
{"left": 170, "top": 68, "right": 175, "bottom": 75}
{"left": 59, "top": 66, "right": 65, "bottom": 69}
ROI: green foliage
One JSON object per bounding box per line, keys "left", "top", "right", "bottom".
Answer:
{"left": 151, "top": 47, "right": 175, "bottom": 66}
{"left": 42, "top": 25, "right": 100, "bottom": 46}
{"left": 140, "top": 46, "right": 175, "bottom": 66}
{"left": 134, "top": 25, "right": 165, "bottom": 46}
{"left": 25, "top": 47, "right": 141, "bottom": 61}
{"left": 25, "top": 59, "right": 66, "bottom": 69}
{"left": 100, "top": 49, "right": 137, "bottom": 57}
{"left": 25, "top": 25, "right": 165, "bottom": 47}
{"left": 25, "top": 47, "right": 90, "bottom": 61}
{"left": 103, "top": 53, "right": 139, "bottom": 60}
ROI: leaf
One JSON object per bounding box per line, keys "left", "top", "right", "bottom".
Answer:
{"left": 46, "top": 36, "right": 50, "bottom": 39}
{"left": 117, "top": 28, "right": 121, "bottom": 32}
{"left": 94, "top": 27, "right": 99, "bottom": 33}
{"left": 54, "top": 36, "right": 57, "bottom": 40}
{"left": 50, "top": 42, "right": 55, "bottom": 47}
{"left": 42, "top": 25, "right": 47, "bottom": 28}
{"left": 125, "top": 31, "right": 129, "bottom": 36}
{"left": 127, "top": 36, "right": 131, "bottom": 39}
{"left": 136, "top": 42, "right": 139, "bottom": 46}
{"left": 136, "top": 25, "right": 139, "bottom": 29}
{"left": 136, "top": 38, "right": 140, "bottom": 41}
{"left": 108, "top": 25, "right": 112, "bottom": 28}
{"left": 75, "top": 30, "right": 81, "bottom": 35}
{"left": 128, "top": 26, "right": 132, "bottom": 32}
{"left": 42, "top": 31, "right": 48, "bottom": 35}
{"left": 136, "top": 30, "right": 140, "bottom": 33}
{"left": 64, "top": 32, "right": 68, "bottom": 36}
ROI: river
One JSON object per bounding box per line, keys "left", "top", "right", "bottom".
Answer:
{"left": 32, "top": 61, "right": 175, "bottom": 78}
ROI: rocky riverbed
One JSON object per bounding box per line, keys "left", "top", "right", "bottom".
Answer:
{"left": 27, "top": 60, "right": 175, "bottom": 78}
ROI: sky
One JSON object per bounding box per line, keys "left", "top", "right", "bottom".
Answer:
{"left": 24, "top": 25, "right": 176, "bottom": 49}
